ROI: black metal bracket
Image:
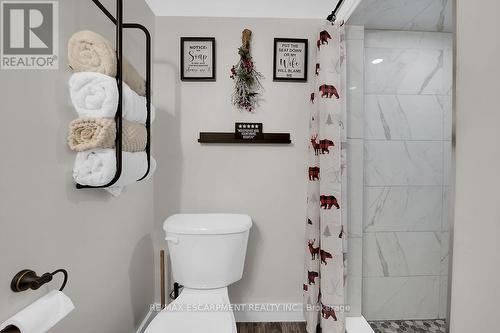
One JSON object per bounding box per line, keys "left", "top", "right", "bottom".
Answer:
{"left": 170, "top": 282, "right": 183, "bottom": 300}
{"left": 327, "top": 0, "right": 345, "bottom": 22}
{"left": 76, "top": 0, "right": 152, "bottom": 188}
{"left": 10, "top": 269, "right": 68, "bottom": 293}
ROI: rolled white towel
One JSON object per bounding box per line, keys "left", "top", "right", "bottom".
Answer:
{"left": 69, "top": 72, "right": 155, "bottom": 124}
{"left": 73, "top": 149, "right": 155, "bottom": 190}
{"left": 105, "top": 157, "right": 157, "bottom": 196}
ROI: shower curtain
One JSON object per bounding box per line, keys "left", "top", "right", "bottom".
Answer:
{"left": 304, "top": 21, "right": 347, "bottom": 333}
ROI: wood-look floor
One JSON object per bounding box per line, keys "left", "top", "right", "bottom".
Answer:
{"left": 236, "top": 322, "right": 307, "bottom": 333}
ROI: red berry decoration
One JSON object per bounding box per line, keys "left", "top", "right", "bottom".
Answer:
{"left": 230, "top": 29, "right": 264, "bottom": 112}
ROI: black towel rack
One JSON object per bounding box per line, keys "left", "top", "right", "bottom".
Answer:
{"left": 76, "top": 0, "right": 152, "bottom": 189}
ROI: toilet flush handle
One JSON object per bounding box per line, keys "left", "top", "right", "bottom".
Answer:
{"left": 165, "top": 236, "right": 179, "bottom": 244}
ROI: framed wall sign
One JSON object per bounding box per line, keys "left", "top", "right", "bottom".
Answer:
{"left": 180, "top": 37, "right": 216, "bottom": 81}
{"left": 235, "top": 122, "right": 263, "bottom": 140}
{"left": 273, "top": 38, "right": 308, "bottom": 82}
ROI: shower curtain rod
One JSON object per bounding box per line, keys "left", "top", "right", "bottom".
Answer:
{"left": 326, "top": 0, "right": 345, "bottom": 22}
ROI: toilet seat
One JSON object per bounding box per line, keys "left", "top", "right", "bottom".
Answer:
{"left": 145, "top": 288, "right": 237, "bottom": 333}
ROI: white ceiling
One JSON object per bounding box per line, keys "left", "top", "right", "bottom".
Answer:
{"left": 145, "top": 0, "right": 335, "bottom": 19}
{"left": 348, "top": 0, "right": 453, "bottom": 32}
{"left": 145, "top": 0, "right": 452, "bottom": 33}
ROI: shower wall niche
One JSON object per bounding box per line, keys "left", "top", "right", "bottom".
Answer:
{"left": 361, "top": 30, "right": 453, "bottom": 321}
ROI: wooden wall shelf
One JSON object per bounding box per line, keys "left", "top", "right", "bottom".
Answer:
{"left": 198, "top": 132, "right": 291, "bottom": 144}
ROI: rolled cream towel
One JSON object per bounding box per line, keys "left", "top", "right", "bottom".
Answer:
{"left": 68, "top": 30, "right": 146, "bottom": 96}
{"left": 68, "top": 118, "right": 147, "bottom": 153}
{"left": 69, "top": 72, "right": 154, "bottom": 124}
{"left": 73, "top": 149, "right": 150, "bottom": 188}
{"left": 0, "top": 290, "right": 74, "bottom": 333}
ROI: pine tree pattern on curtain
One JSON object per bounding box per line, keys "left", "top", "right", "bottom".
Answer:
{"left": 304, "top": 21, "right": 347, "bottom": 333}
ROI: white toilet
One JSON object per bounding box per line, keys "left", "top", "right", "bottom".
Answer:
{"left": 145, "top": 214, "right": 252, "bottom": 333}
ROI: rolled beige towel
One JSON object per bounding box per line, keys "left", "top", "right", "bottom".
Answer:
{"left": 68, "top": 118, "right": 147, "bottom": 153}
{"left": 68, "top": 30, "right": 146, "bottom": 96}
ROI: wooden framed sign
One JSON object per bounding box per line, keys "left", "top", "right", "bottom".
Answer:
{"left": 180, "top": 37, "right": 216, "bottom": 81}
{"left": 273, "top": 38, "right": 308, "bottom": 82}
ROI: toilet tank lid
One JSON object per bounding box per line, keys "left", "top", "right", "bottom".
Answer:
{"left": 163, "top": 214, "right": 252, "bottom": 234}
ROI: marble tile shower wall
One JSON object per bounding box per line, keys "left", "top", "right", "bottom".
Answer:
{"left": 345, "top": 25, "right": 365, "bottom": 318}
{"left": 362, "top": 30, "right": 453, "bottom": 321}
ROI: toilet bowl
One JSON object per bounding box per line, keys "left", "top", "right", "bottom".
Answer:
{"left": 145, "top": 214, "right": 252, "bottom": 333}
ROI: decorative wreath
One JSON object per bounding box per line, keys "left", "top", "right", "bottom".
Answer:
{"left": 230, "top": 29, "right": 264, "bottom": 112}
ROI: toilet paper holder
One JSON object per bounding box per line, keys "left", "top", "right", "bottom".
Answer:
{"left": 0, "top": 325, "right": 20, "bottom": 333}
{"left": 10, "top": 269, "right": 68, "bottom": 293}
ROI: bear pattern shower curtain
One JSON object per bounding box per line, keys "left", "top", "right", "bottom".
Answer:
{"left": 304, "top": 21, "right": 347, "bottom": 333}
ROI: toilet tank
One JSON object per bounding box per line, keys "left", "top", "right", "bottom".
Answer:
{"left": 163, "top": 214, "right": 252, "bottom": 289}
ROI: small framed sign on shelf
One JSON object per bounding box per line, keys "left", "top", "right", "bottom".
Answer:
{"left": 198, "top": 122, "right": 290, "bottom": 144}
{"left": 180, "top": 37, "right": 216, "bottom": 81}
{"left": 273, "top": 38, "right": 308, "bottom": 82}
{"left": 235, "top": 122, "right": 263, "bottom": 140}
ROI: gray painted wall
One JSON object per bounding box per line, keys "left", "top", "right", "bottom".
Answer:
{"left": 0, "top": 1, "right": 156, "bottom": 332}
{"left": 151, "top": 18, "right": 365, "bottom": 319}
{"left": 152, "top": 17, "right": 320, "bottom": 309}
{"left": 450, "top": 0, "right": 500, "bottom": 331}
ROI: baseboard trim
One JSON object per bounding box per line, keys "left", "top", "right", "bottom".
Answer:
{"left": 136, "top": 307, "right": 156, "bottom": 333}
